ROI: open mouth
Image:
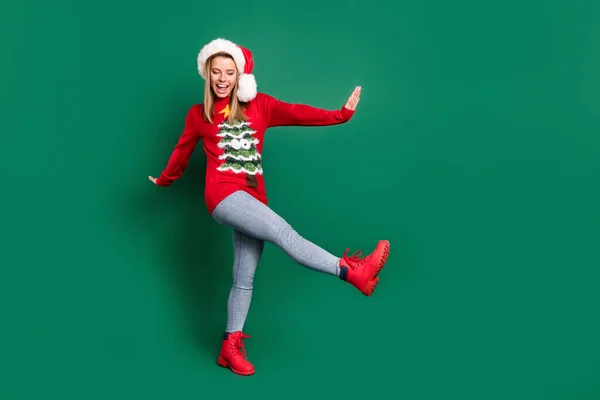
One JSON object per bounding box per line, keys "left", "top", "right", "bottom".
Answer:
{"left": 215, "top": 84, "right": 229, "bottom": 94}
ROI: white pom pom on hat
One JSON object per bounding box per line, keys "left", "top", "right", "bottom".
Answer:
{"left": 197, "top": 38, "right": 257, "bottom": 102}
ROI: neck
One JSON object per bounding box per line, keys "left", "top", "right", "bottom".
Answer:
{"left": 214, "top": 95, "right": 230, "bottom": 108}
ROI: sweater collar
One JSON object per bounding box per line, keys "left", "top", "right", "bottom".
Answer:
{"left": 213, "top": 95, "right": 230, "bottom": 110}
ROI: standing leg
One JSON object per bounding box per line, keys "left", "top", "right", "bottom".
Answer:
{"left": 218, "top": 229, "right": 263, "bottom": 377}
{"left": 226, "top": 229, "right": 264, "bottom": 333}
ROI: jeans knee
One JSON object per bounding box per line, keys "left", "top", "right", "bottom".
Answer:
{"left": 233, "top": 270, "right": 255, "bottom": 290}
{"left": 279, "top": 222, "right": 302, "bottom": 243}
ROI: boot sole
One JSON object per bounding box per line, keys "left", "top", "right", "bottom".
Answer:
{"left": 217, "top": 355, "right": 255, "bottom": 376}
{"left": 363, "top": 240, "right": 390, "bottom": 296}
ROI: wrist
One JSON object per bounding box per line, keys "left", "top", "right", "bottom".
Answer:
{"left": 156, "top": 175, "right": 166, "bottom": 186}
{"left": 341, "top": 106, "right": 355, "bottom": 120}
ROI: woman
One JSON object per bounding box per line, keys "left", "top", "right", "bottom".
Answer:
{"left": 149, "top": 38, "right": 390, "bottom": 376}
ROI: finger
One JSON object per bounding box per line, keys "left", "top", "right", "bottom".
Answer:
{"left": 351, "top": 86, "right": 359, "bottom": 101}
{"left": 353, "top": 87, "right": 361, "bottom": 104}
{"left": 348, "top": 98, "right": 355, "bottom": 110}
{"left": 345, "top": 87, "right": 360, "bottom": 110}
{"left": 347, "top": 88, "right": 358, "bottom": 107}
{"left": 350, "top": 93, "right": 359, "bottom": 108}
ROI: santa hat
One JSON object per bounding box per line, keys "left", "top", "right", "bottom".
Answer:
{"left": 197, "top": 38, "right": 257, "bottom": 102}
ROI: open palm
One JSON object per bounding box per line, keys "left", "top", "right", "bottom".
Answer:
{"left": 344, "top": 86, "right": 361, "bottom": 111}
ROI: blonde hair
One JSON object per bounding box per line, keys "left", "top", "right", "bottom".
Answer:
{"left": 202, "top": 52, "right": 248, "bottom": 125}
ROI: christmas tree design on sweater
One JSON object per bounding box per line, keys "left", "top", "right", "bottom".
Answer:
{"left": 216, "top": 106, "right": 263, "bottom": 176}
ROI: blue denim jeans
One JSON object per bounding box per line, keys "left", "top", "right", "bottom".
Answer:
{"left": 212, "top": 190, "right": 341, "bottom": 332}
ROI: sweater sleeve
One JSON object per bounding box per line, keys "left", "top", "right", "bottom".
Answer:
{"left": 260, "top": 93, "right": 355, "bottom": 128}
{"left": 155, "top": 105, "right": 202, "bottom": 187}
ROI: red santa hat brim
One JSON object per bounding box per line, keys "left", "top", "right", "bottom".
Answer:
{"left": 197, "top": 38, "right": 257, "bottom": 102}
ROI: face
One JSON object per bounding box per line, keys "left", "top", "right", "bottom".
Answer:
{"left": 210, "top": 55, "right": 238, "bottom": 98}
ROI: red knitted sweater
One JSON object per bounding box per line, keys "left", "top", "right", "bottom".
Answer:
{"left": 156, "top": 92, "right": 355, "bottom": 214}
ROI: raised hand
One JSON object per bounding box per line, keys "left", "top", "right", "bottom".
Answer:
{"left": 344, "top": 86, "right": 361, "bottom": 111}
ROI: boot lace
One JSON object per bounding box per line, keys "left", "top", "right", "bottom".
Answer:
{"left": 343, "top": 249, "right": 365, "bottom": 267}
{"left": 230, "top": 332, "right": 250, "bottom": 358}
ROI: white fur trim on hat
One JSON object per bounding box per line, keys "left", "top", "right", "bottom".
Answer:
{"left": 237, "top": 73, "right": 257, "bottom": 102}
{"left": 197, "top": 38, "right": 245, "bottom": 79}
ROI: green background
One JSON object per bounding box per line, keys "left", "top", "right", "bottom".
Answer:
{"left": 2, "top": 0, "right": 599, "bottom": 398}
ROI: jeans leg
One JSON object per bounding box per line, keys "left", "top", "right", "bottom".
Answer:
{"left": 212, "top": 191, "right": 340, "bottom": 276}
{"left": 226, "top": 229, "right": 264, "bottom": 333}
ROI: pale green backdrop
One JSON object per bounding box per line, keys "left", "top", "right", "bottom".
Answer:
{"left": 2, "top": 0, "right": 599, "bottom": 399}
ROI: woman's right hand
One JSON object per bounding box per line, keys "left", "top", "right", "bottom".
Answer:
{"left": 149, "top": 176, "right": 158, "bottom": 185}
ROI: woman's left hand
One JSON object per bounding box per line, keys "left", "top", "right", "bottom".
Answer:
{"left": 344, "top": 86, "right": 361, "bottom": 111}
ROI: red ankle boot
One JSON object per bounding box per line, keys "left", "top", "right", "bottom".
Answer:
{"left": 217, "top": 331, "right": 255, "bottom": 376}
{"left": 339, "top": 240, "right": 390, "bottom": 296}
